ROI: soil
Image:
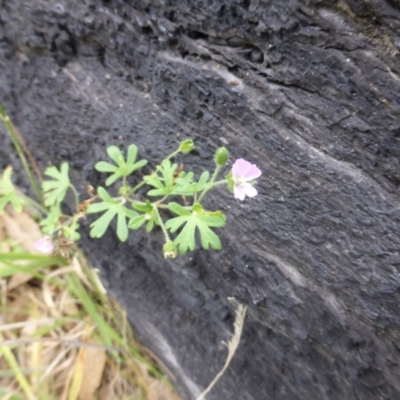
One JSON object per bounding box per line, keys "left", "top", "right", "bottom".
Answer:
{"left": 1, "top": 1, "right": 400, "bottom": 399}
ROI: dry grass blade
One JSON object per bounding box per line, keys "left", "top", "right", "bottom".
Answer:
{"left": 0, "top": 210, "right": 180, "bottom": 400}
{"left": 196, "top": 303, "right": 247, "bottom": 400}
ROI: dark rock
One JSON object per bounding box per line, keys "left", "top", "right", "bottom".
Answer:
{"left": 1, "top": 0, "right": 400, "bottom": 399}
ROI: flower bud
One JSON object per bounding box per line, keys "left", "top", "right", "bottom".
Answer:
{"left": 163, "top": 240, "right": 178, "bottom": 259}
{"left": 179, "top": 140, "right": 195, "bottom": 154}
{"left": 214, "top": 146, "right": 229, "bottom": 166}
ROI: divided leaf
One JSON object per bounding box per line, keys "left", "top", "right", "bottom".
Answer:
{"left": 86, "top": 187, "right": 138, "bottom": 242}
{"left": 143, "top": 159, "right": 178, "bottom": 197}
{"left": 42, "top": 163, "right": 71, "bottom": 207}
{"left": 173, "top": 171, "right": 209, "bottom": 196}
{"left": 40, "top": 203, "right": 62, "bottom": 235}
{"left": 95, "top": 144, "right": 148, "bottom": 186}
{"left": 63, "top": 219, "right": 81, "bottom": 241}
{"left": 129, "top": 200, "right": 158, "bottom": 232}
{"left": 165, "top": 202, "right": 226, "bottom": 254}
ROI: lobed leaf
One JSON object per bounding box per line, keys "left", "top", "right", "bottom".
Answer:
{"left": 97, "top": 145, "right": 148, "bottom": 186}
{"left": 87, "top": 187, "right": 138, "bottom": 242}
{"left": 128, "top": 215, "right": 147, "bottom": 230}
{"left": 168, "top": 202, "right": 191, "bottom": 216}
{"left": 166, "top": 204, "right": 226, "bottom": 254}
{"left": 94, "top": 161, "right": 117, "bottom": 173}
{"left": 144, "top": 160, "right": 177, "bottom": 197}
{"left": 42, "top": 162, "right": 71, "bottom": 207}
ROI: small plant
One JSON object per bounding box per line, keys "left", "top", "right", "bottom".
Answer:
{"left": 1, "top": 139, "right": 261, "bottom": 258}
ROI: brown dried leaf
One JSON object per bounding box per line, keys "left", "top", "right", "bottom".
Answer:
{"left": 2, "top": 209, "right": 42, "bottom": 253}
{"left": 7, "top": 272, "right": 33, "bottom": 291}
{"left": 78, "top": 343, "right": 107, "bottom": 400}
{"left": 2, "top": 209, "right": 44, "bottom": 290}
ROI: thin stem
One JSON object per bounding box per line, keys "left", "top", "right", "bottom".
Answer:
{"left": 154, "top": 194, "right": 169, "bottom": 205}
{"left": 165, "top": 149, "right": 180, "bottom": 161}
{"left": 152, "top": 204, "right": 170, "bottom": 242}
{"left": 69, "top": 184, "right": 80, "bottom": 212}
{"left": 20, "top": 193, "right": 48, "bottom": 214}
{"left": 211, "top": 179, "right": 228, "bottom": 187}
{"left": 0, "top": 103, "right": 44, "bottom": 183}
{"left": 0, "top": 108, "right": 43, "bottom": 205}
{"left": 127, "top": 180, "right": 146, "bottom": 195}
{"left": 197, "top": 165, "right": 221, "bottom": 203}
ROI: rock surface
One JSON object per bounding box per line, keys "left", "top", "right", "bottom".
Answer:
{"left": 1, "top": 1, "right": 400, "bottom": 399}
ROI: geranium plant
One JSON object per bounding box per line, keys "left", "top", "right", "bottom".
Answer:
{"left": 1, "top": 139, "right": 261, "bottom": 259}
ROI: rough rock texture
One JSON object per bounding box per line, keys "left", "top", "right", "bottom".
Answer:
{"left": 1, "top": 1, "right": 400, "bottom": 399}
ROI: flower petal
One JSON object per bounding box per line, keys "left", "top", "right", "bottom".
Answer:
{"left": 232, "top": 159, "right": 252, "bottom": 178}
{"left": 234, "top": 185, "right": 246, "bottom": 201}
{"left": 34, "top": 236, "right": 54, "bottom": 254}
{"left": 241, "top": 183, "right": 258, "bottom": 198}
{"left": 243, "top": 164, "right": 262, "bottom": 180}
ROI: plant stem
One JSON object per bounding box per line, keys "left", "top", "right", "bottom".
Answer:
{"left": 69, "top": 184, "right": 80, "bottom": 212}
{"left": 127, "top": 180, "right": 146, "bottom": 195}
{"left": 18, "top": 192, "right": 47, "bottom": 214}
{"left": 0, "top": 105, "right": 43, "bottom": 205}
{"left": 197, "top": 165, "right": 221, "bottom": 203}
{"left": 165, "top": 149, "right": 180, "bottom": 161}
{"left": 211, "top": 179, "right": 228, "bottom": 187}
{"left": 154, "top": 194, "right": 169, "bottom": 205}
{"left": 152, "top": 204, "right": 170, "bottom": 242}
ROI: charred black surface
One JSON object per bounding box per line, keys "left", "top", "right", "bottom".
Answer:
{"left": 1, "top": 1, "right": 400, "bottom": 399}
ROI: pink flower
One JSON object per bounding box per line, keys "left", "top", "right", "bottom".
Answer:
{"left": 34, "top": 236, "right": 54, "bottom": 254}
{"left": 232, "top": 158, "right": 262, "bottom": 201}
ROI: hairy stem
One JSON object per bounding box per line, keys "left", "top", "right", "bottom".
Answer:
{"left": 211, "top": 179, "right": 228, "bottom": 187}
{"left": 152, "top": 204, "right": 170, "bottom": 242}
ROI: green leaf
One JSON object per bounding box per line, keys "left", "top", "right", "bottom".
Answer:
{"left": 107, "top": 145, "right": 125, "bottom": 165}
{"left": 168, "top": 202, "right": 191, "bottom": 216}
{"left": 173, "top": 171, "right": 209, "bottom": 196}
{"left": 129, "top": 200, "right": 158, "bottom": 232}
{"left": 144, "top": 159, "right": 177, "bottom": 197}
{"left": 164, "top": 215, "right": 187, "bottom": 232}
{"left": 95, "top": 144, "right": 148, "bottom": 186}
{"left": 165, "top": 203, "right": 226, "bottom": 254}
{"left": 63, "top": 219, "right": 81, "bottom": 241}
{"left": 94, "top": 161, "right": 117, "bottom": 173}
{"left": 0, "top": 167, "right": 25, "bottom": 213}
{"left": 132, "top": 200, "right": 152, "bottom": 213}
{"left": 128, "top": 215, "right": 147, "bottom": 230}
{"left": 40, "top": 204, "right": 62, "bottom": 235}
{"left": 86, "top": 187, "right": 138, "bottom": 242}
{"left": 117, "top": 209, "right": 128, "bottom": 242}
{"left": 42, "top": 163, "right": 71, "bottom": 206}
{"left": 172, "top": 218, "right": 196, "bottom": 253}
{"left": 146, "top": 219, "right": 155, "bottom": 233}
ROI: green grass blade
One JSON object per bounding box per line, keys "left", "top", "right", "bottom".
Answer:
{"left": 0, "top": 331, "right": 36, "bottom": 400}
